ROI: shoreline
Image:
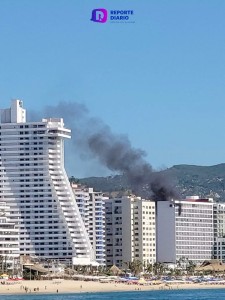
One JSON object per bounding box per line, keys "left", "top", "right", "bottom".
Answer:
{"left": 1, "top": 280, "right": 225, "bottom": 295}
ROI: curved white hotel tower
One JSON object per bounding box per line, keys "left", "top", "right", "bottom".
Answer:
{"left": 0, "top": 100, "right": 94, "bottom": 265}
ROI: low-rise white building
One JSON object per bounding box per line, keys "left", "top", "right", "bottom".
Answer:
{"left": 156, "top": 196, "right": 214, "bottom": 263}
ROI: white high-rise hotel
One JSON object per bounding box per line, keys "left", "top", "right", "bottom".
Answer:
{"left": 105, "top": 196, "right": 156, "bottom": 268}
{"left": 0, "top": 100, "right": 94, "bottom": 265}
{"left": 71, "top": 183, "right": 106, "bottom": 265}
{"left": 157, "top": 196, "right": 214, "bottom": 263}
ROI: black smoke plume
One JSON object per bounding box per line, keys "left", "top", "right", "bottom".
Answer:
{"left": 40, "top": 101, "right": 179, "bottom": 201}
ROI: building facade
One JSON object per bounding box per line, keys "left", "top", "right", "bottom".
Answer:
{"left": 71, "top": 183, "right": 106, "bottom": 265}
{"left": 0, "top": 202, "right": 19, "bottom": 271}
{"left": 157, "top": 196, "right": 214, "bottom": 263}
{"left": 213, "top": 202, "right": 225, "bottom": 262}
{"left": 105, "top": 196, "right": 156, "bottom": 268}
{"left": 0, "top": 100, "right": 94, "bottom": 265}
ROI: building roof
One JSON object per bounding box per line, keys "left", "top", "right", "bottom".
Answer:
{"left": 23, "top": 264, "right": 48, "bottom": 273}
{"left": 195, "top": 260, "right": 225, "bottom": 272}
{"left": 109, "top": 265, "right": 123, "bottom": 275}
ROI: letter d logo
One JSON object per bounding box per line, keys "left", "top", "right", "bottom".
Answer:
{"left": 91, "top": 8, "right": 108, "bottom": 23}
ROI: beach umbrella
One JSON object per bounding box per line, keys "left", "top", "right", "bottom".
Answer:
{"left": 138, "top": 278, "right": 147, "bottom": 285}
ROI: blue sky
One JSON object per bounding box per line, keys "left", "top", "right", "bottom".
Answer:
{"left": 0, "top": 0, "right": 225, "bottom": 177}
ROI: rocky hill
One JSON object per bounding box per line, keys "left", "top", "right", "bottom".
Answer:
{"left": 73, "top": 163, "right": 225, "bottom": 201}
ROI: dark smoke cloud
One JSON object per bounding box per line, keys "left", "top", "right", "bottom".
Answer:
{"left": 32, "top": 101, "right": 179, "bottom": 201}
{"left": 88, "top": 129, "right": 179, "bottom": 201}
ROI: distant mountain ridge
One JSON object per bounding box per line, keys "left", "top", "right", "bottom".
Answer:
{"left": 75, "top": 163, "right": 225, "bottom": 201}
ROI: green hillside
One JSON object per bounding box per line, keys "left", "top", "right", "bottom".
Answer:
{"left": 73, "top": 163, "right": 225, "bottom": 201}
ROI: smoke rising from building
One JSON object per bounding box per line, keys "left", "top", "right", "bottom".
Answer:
{"left": 40, "top": 101, "right": 179, "bottom": 201}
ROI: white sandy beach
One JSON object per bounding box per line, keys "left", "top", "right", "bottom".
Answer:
{"left": 0, "top": 280, "right": 225, "bottom": 295}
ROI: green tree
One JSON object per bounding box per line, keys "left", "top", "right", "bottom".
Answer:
{"left": 125, "top": 260, "right": 143, "bottom": 276}
{"left": 186, "top": 260, "right": 196, "bottom": 275}
{"left": 153, "top": 262, "right": 165, "bottom": 275}
{"left": 145, "top": 262, "right": 153, "bottom": 274}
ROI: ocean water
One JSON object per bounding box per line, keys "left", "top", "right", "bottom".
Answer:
{"left": 0, "top": 289, "right": 225, "bottom": 300}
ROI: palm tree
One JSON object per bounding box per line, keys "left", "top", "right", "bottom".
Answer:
{"left": 153, "top": 262, "right": 165, "bottom": 276}
{"left": 0, "top": 255, "right": 9, "bottom": 274}
{"left": 98, "top": 265, "right": 108, "bottom": 275}
{"left": 168, "top": 267, "right": 175, "bottom": 276}
{"left": 125, "top": 260, "right": 143, "bottom": 276}
{"left": 174, "top": 268, "right": 182, "bottom": 276}
{"left": 186, "top": 259, "right": 196, "bottom": 275}
{"left": 176, "top": 257, "right": 188, "bottom": 275}
{"left": 146, "top": 262, "right": 153, "bottom": 274}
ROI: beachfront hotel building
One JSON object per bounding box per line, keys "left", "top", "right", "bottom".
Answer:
{"left": 71, "top": 183, "right": 106, "bottom": 265}
{"left": 213, "top": 202, "right": 225, "bottom": 262}
{"left": 0, "top": 100, "right": 95, "bottom": 265}
{"left": 105, "top": 196, "right": 156, "bottom": 268}
{"left": 156, "top": 196, "right": 214, "bottom": 263}
{"left": 0, "top": 202, "right": 19, "bottom": 270}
